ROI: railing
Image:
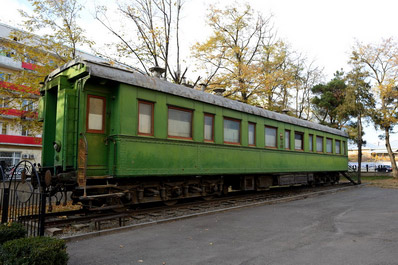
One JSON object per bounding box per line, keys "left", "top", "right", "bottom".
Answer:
{"left": 0, "top": 161, "right": 46, "bottom": 236}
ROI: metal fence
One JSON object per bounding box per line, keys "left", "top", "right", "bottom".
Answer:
{"left": 0, "top": 161, "right": 46, "bottom": 236}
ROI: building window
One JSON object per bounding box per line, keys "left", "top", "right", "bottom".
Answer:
{"left": 168, "top": 106, "right": 193, "bottom": 139}
{"left": 295, "top": 132, "right": 304, "bottom": 150}
{"left": 326, "top": 138, "right": 333, "bottom": 153}
{"left": 285, "top": 130, "right": 290, "bottom": 149}
{"left": 342, "top": 141, "right": 346, "bottom": 155}
{"left": 224, "top": 118, "right": 240, "bottom": 144}
{"left": 0, "top": 97, "right": 10, "bottom": 108}
{"left": 0, "top": 72, "right": 11, "bottom": 82}
{"left": 21, "top": 126, "right": 29, "bottom": 136}
{"left": 0, "top": 152, "right": 21, "bottom": 167}
{"left": 138, "top": 101, "right": 154, "bottom": 136}
{"left": 309, "top": 134, "right": 314, "bottom": 152}
{"left": 335, "top": 140, "right": 341, "bottom": 154}
{"left": 204, "top": 114, "right": 214, "bottom": 142}
{"left": 87, "top": 95, "right": 106, "bottom": 133}
{"left": 0, "top": 122, "right": 7, "bottom": 135}
{"left": 21, "top": 99, "right": 32, "bottom": 111}
{"left": 316, "top": 136, "right": 323, "bottom": 152}
{"left": 248, "top": 122, "right": 256, "bottom": 146}
{"left": 265, "top": 126, "right": 277, "bottom": 148}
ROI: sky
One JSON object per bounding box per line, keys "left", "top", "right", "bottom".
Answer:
{"left": 1, "top": 0, "right": 398, "bottom": 147}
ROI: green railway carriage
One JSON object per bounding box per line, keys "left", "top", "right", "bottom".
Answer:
{"left": 39, "top": 59, "right": 348, "bottom": 206}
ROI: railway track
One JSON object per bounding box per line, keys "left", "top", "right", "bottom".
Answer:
{"left": 41, "top": 183, "right": 358, "bottom": 240}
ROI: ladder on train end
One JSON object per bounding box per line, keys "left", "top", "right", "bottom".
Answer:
{"left": 341, "top": 170, "right": 358, "bottom": 185}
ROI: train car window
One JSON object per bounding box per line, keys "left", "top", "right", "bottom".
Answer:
{"left": 265, "top": 126, "right": 277, "bottom": 148}
{"left": 342, "top": 141, "right": 346, "bottom": 155}
{"left": 248, "top": 122, "right": 256, "bottom": 146}
{"left": 224, "top": 118, "right": 240, "bottom": 144}
{"left": 204, "top": 114, "right": 214, "bottom": 141}
{"left": 316, "top": 136, "right": 323, "bottom": 152}
{"left": 168, "top": 106, "right": 193, "bottom": 139}
{"left": 335, "top": 140, "right": 341, "bottom": 154}
{"left": 326, "top": 138, "right": 333, "bottom": 153}
{"left": 138, "top": 101, "right": 154, "bottom": 136}
{"left": 285, "top": 130, "right": 290, "bottom": 149}
{"left": 87, "top": 95, "right": 105, "bottom": 133}
{"left": 309, "top": 134, "right": 314, "bottom": 151}
{"left": 294, "top": 132, "right": 304, "bottom": 150}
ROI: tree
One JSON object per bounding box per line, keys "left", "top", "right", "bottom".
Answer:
{"left": 1, "top": 0, "right": 92, "bottom": 134}
{"left": 290, "top": 58, "right": 323, "bottom": 119}
{"left": 311, "top": 71, "right": 349, "bottom": 129}
{"left": 95, "top": 0, "right": 190, "bottom": 84}
{"left": 350, "top": 38, "right": 398, "bottom": 179}
{"left": 342, "top": 66, "right": 375, "bottom": 183}
{"left": 192, "top": 2, "right": 321, "bottom": 113}
{"left": 256, "top": 41, "right": 297, "bottom": 110}
{"left": 191, "top": 3, "right": 276, "bottom": 104}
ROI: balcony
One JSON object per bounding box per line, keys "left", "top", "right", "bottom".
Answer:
{"left": 0, "top": 55, "right": 22, "bottom": 71}
{"left": 0, "top": 135, "right": 42, "bottom": 147}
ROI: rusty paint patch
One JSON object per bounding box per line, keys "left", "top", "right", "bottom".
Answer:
{"left": 45, "top": 170, "right": 52, "bottom": 187}
{"left": 77, "top": 138, "right": 87, "bottom": 187}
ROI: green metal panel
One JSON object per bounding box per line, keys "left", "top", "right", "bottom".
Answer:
{"left": 118, "top": 84, "right": 135, "bottom": 136}
{"left": 53, "top": 76, "right": 77, "bottom": 170}
{"left": 41, "top": 87, "right": 57, "bottom": 167}
{"left": 63, "top": 91, "right": 78, "bottom": 168}
{"left": 102, "top": 83, "right": 349, "bottom": 178}
{"left": 81, "top": 83, "right": 113, "bottom": 176}
{"left": 54, "top": 89, "right": 66, "bottom": 167}
{"left": 112, "top": 136, "right": 347, "bottom": 177}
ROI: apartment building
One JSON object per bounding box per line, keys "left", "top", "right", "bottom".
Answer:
{"left": 0, "top": 22, "right": 42, "bottom": 167}
{"left": 0, "top": 22, "right": 110, "bottom": 168}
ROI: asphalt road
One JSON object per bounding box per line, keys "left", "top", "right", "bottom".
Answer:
{"left": 67, "top": 186, "right": 398, "bottom": 265}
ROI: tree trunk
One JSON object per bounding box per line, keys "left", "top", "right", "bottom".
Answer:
{"left": 385, "top": 127, "right": 398, "bottom": 178}
{"left": 357, "top": 114, "right": 362, "bottom": 184}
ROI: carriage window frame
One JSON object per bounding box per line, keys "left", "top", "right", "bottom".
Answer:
{"left": 342, "top": 141, "right": 346, "bottom": 155}
{"left": 285, "top": 130, "right": 291, "bottom": 150}
{"left": 265, "top": 126, "right": 277, "bottom": 148}
{"left": 248, "top": 122, "right": 256, "bottom": 146}
{"left": 326, "top": 138, "right": 333, "bottom": 153}
{"left": 86, "top": 95, "right": 106, "bottom": 134}
{"left": 137, "top": 100, "right": 154, "bottom": 136}
{"left": 335, "top": 139, "right": 341, "bottom": 154}
{"left": 309, "top": 134, "right": 314, "bottom": 152}
{"left": 167, "top": 106, "right": 193, "bottom": 140}
{"left": 294, "top": 131, "right": 304, "bottom": 151}
{"left": 223, "top": 117, "right": 241, "bottom": 145}
{"left": 316, "top": 136, "right": 324, "bottom": 153}
{"left": 204, "top": 113, "right": 215, "bottom": 142}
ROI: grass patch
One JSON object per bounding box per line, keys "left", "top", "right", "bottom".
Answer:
{"left": 360, "top": 175, "right": 393, "bottom": 181}
{"left": 359, "top": 176, "right": 398, "bottom": 189}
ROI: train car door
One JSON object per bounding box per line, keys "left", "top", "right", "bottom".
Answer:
{"left": 83, "top": 93, "right": 110, "bottom": 177}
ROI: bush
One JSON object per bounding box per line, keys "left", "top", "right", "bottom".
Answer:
{"left": 0, "top": 223, "right": 26, "bottom": 245}
{"left": 0, "top": 237, "right": 69, "bottom": 265}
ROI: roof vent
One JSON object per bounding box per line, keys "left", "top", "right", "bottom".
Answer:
{"left": 149, "top": 66, "right": 166, "bottom": 78}
{"left": 199, "top": 83, "right": 207, "bottom": 92}
{"left": 213, "top": 88, "right": 225, "bottom": 96}
{"left": 281, "top": 109, "right": 289, "bottom": 115}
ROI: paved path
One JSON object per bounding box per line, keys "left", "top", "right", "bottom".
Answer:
{"left": 67, "top": 186, "right": 398, "bottom": 265}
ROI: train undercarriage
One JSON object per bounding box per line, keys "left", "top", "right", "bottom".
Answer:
{"left": 46, "top": 171, "right": 341, "bottom": 209}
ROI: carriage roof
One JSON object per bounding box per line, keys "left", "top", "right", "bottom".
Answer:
{"left": 46, "top": 59, "right": 348, "bottom": 137}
